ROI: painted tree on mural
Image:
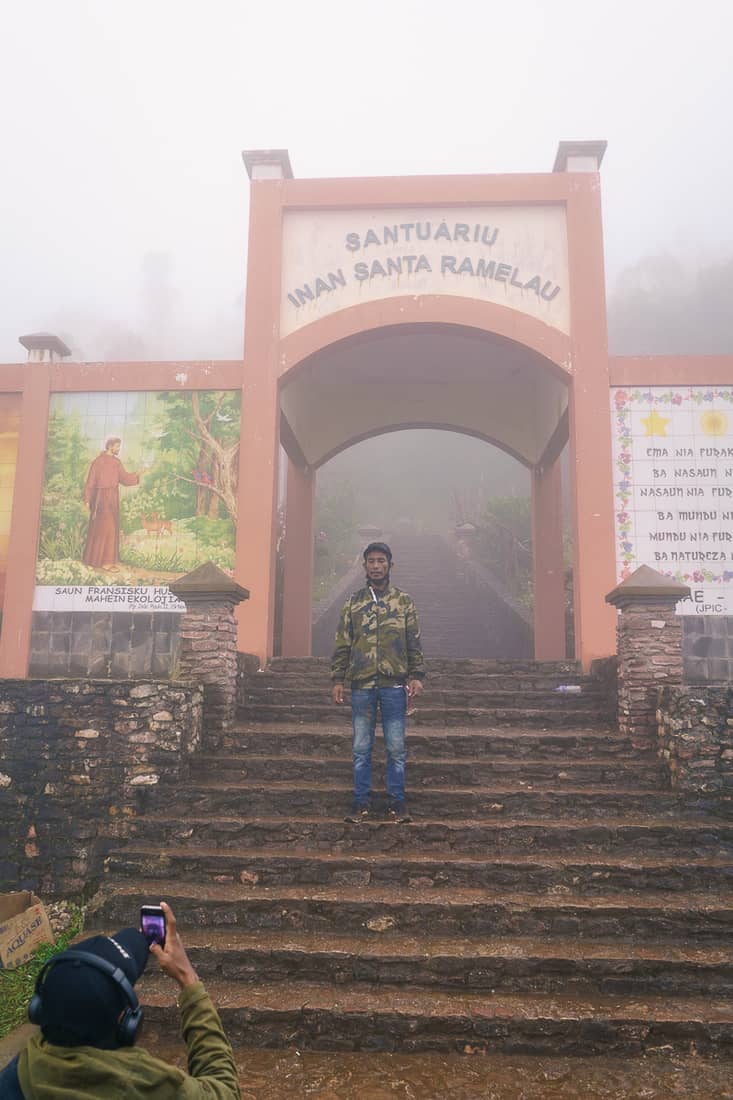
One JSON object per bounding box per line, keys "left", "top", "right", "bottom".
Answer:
{"left": 39, "top": 408, "right": 93, "bottom": 561}
{"left": 153, "top": 391, "right": 240, "bottom": 522}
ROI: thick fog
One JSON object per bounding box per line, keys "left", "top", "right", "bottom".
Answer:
{"left": 2, "top": 0, "right": 732, "bottom": 364}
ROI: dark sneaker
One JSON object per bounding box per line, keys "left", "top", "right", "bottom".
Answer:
{"left": 388, "top": 800, "right": 412, "bottom": 823}
{"left": 344, "top": 800, "right": 371, "bottom": 823}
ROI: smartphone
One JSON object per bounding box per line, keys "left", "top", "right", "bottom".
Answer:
{"left": 140, "top": 905, "right": 166, "bottom": 948}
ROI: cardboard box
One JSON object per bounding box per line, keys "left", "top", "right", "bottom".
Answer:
{"left": 0, "top": 892, "right": 55, "bottom": 969}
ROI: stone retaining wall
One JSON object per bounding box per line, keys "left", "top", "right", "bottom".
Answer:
{"left": 657, "top": 685, "right": 733, "bottom": 814}
{"left": 0, "top": 679, "right": 203, "bottom": 898}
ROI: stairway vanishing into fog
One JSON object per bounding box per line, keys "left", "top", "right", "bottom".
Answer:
{"left": 313, "top": 531, "right": 532, "bottom": 659}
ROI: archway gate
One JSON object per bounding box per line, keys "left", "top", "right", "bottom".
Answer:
{"left": 239, "top": 143, "right": 617, "bottom": 669}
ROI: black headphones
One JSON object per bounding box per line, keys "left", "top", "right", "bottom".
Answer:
{"left": 28, "top": 950, "right": 143, "bottom": 1046}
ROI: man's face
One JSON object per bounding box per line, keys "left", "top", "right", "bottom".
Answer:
{"left": 107, "top": 441, "right": 121, "bottom": 456}
{"left": 365, "top": 552, "right": 390, "bottom": 586}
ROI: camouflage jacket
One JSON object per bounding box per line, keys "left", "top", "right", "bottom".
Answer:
{"left": 331, "top": 585, "right": 425, "bottom": 687}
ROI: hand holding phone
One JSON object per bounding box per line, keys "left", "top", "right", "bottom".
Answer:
{"left": 140, "top": 904, "right": 166, "bottom": 948}
{"left": 145, "top": 901, "right": 199, "bottom": 989}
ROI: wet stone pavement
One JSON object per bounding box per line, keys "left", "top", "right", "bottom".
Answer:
{"left": 155, "top": 1046, "right": 733, "bottom": 1098}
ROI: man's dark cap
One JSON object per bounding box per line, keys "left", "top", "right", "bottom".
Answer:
{"left": 363, "top": 541, "right": 392, "bottom": 561}
{"left": 38, "top": 928, "right": 149, "bottom": 1046}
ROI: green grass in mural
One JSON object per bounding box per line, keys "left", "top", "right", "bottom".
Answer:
{"left": 36, "top": 521, "right": 235, "bottom": 585}
{"left": 0, "top": 905, "right": 84, "bottom": 1041}
{"left": 181, "top": 516, "right": 235, "bottom": 544}
{"left": 123, "top": 524, "right": 234, "bottom": 573}
{"left": 121, "top": 545, "right": 189, "bottom": 573}
{"left": 38, "top": 501, "right": 88, "bottom": 562}
{"left": 39, "top": 525, "right": 86, "bottom": 562}
{"left": 36, "top": 559, "right": 111, "bottom": 586}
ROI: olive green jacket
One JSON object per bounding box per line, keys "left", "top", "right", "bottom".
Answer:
{"left": 331, "top": 584, "right": 425, "bottom": 687}
{"left": 18, "top": 981, "right": 240, "bottom": 1099}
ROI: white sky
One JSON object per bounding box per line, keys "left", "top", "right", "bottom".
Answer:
{"left": 2, "top": 0, "right": 732, "bottom": 362}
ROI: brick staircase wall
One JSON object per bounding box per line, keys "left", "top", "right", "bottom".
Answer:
{"left": 658, "top": 684, "right": 733, "bottom": 811}
{"left": 0, "top": 679, "right": 203, "bottom": 896}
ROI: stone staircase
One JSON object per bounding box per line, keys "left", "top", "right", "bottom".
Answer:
{"left": 86, "top": 657, "right": 733, "bottom": 1057}
{"left": 244, "top": 657, "right": 598, "bottom": 729}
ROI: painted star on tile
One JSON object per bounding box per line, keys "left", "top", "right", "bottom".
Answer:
{"left": 641, "top": 409, "right": 671, "bottom": 436}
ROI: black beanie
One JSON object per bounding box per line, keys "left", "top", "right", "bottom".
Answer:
{"left": 38, "top": 928, "right": 149, "bottom": 1047}
{"left": 363, "top": 542, "right": 392, "bottom": 561}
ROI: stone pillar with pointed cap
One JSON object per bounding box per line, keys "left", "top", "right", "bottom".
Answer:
{"left": 605, "top": 565, "right": 690, "bottom": 749}
{"left": 169, "top": 562, "right": 249, "bottom": 746}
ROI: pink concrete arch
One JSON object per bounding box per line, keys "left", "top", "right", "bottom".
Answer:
{"left": 278, "top": 295, "right": 572, "bottom": 385}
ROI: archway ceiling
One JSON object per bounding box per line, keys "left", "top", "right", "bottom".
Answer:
{"left": 279, "top": 326, "right": 568, "bottom": 469}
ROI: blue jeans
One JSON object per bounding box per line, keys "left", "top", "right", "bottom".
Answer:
{"left": 351, "top": 686, "right": 407, "bottom": 803}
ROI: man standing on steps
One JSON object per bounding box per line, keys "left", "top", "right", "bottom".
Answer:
{"left": 331, "top": 541, "right": 425, "bottom": 824}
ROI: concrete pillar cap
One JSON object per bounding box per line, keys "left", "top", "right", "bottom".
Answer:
{"left": 241, "top": 149, "right": 293, "bottom": 180}
{"left": 552, "top": 140, "right": 607, "bottom": 172}
{"left": 605, "top": 564, "right": 690, "bottom": 607}
{"left": 19, "top": 332, "right": 71, "bottom": 359}
{"left": 169, "top": 561, "right": 250, "bottom": 605}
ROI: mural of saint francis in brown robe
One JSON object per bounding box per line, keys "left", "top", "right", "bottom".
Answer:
{"left": 83, "top": 437, "right": 139, "bottom": 569}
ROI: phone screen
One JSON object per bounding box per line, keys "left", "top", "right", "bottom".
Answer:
{"left": 140, "top": 908, "right": 166, "bottom": 947}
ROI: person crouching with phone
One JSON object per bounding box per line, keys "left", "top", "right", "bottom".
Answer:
{"left": 0, "top": 900, "right": 241, "bottom": 1100}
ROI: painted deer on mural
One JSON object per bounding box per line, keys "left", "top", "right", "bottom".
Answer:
{"left": 141, "top": 512, "right": 173, "bottom": 539}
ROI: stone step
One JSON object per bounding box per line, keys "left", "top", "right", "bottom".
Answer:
{"left": 240, "top": 703, "right": 609, "bottom": 728}
{"left": 248, "top": 669, "right": 594, "bottom": 688}
{"left": 224, "top": 723, "right": 630, "bottom": 760}
{"left": 87, "top": 923, "right": 733, "bottom": 998}
{"left": 265, "top": 658, "right": 583, "bottom": 676}
{"left": 104, "top": 845, "right": 733, "bottom": 893}
{"left": 170, "top": 778, "right": 689, "bottom": 820}
{"left": 119, "top": 928, "right": 733, "bottom": 998}
{"left": 124, "top": 814, "right": 733, "bottom": 857}
{"left": 92, "top": 879, "right": 733, "bottom": 941}
{"left": 134, "top": 975, "right": 733, "bottom": 1055}
{"left": 195, "top": 753, "right": 664, "bottom": 788}
{"left": 128, "top": 1044, "right": 733, "bottom": 1097}
{"left": 243, "top": 686, "right": 605, "bottom": 708}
